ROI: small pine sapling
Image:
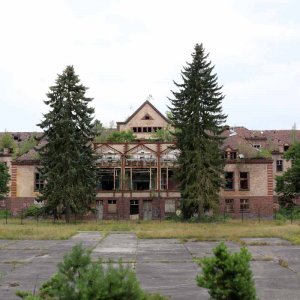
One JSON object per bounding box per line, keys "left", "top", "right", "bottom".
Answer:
{"left": 197, "top": 242, "right": 256, "bottom": 300}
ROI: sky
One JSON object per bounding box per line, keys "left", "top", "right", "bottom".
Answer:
{"left": 0, "top": 0, "right": 299, "bottom": 131}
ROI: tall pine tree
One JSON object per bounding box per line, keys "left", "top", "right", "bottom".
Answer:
{"left": 38, "top": 66, "right": 97, "bottom": 222}
{"left": 169, "top": 44, "right": 227, "bottom": 219}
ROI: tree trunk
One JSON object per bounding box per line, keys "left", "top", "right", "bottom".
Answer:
{"left": 65, "top": 204, "right": 71, "bottom": 223}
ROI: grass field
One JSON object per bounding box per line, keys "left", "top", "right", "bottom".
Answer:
{"left": 0, "top": 219, "right": 300, "bottom": 244}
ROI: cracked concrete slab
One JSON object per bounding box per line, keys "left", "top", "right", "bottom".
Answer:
{"left": 0, "top": 233, "right": 300, "bottom": 299}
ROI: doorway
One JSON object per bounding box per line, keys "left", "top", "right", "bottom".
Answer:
{"left": 130, "top": 200, "right": 139, "bottom": 220}
{"left": 96, "top": 200, "right": 103, "bottom": 220}
{"left": 143, "top": 200, "right": 152, "bottom": 220}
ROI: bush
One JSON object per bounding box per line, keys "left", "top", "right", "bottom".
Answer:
{"left": 276, "top": 207, "right": 300, "bottom": 220}
{"left": 197, "top": 242, "right": 256, "bottom": 300}
{"left": 24, "top": 205, "right": 44, "bottom": 217}
{"left": 17, "top": 244, "right": 166, "bottom": 300}
{"left": 0, "top": 209, "right": 11, "bottom": 219}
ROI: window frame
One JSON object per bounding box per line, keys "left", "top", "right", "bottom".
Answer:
{"left": 224, "top": 172, "right": 234, "bottom": 190}
{"left": 240, "top": 199, "right": 250, "bottom": 212}
{"left": 107, "top": 199, "right": 117, "bottom": 214}
{"left": 276, "top": 160, "right": 283, "bottom": 172}
{"left": 239, "top": 172, "right": 249, "bottom": 191}
{"left": 34, "top": 172, "right": 44, "bottom": 192}
{"left": 225, "top": 199, "right": 234, "bottom": 213}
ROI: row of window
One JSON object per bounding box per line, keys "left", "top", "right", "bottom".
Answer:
{"left": 34, "top": 169, "right": 178, "bottom": 192}
{"left": 225, "top": 198, "right": 250, "bottom": 212}
{"left": 224, "top": 172, "right": 249, "bottom": 191}
{"left": 132, "top": 127, "right": 162, "bottom": 133}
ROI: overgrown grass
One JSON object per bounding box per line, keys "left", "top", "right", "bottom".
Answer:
{"left": 1, "top": 219, "right": 300, "bottom": 244}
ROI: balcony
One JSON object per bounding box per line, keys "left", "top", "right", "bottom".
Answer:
{"left": 96, "top": 155, "right": 121, "bottom": 167}
{"left": 125, "top": 155, "right": 157, "bottom": 167}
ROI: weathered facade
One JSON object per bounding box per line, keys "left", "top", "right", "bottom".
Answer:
{"left": 1, "top": 102, "right": 298, "bottom": 219}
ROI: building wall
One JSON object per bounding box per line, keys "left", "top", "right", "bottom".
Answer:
{"left": 6, "top": 144, "right": 274, "bottom": 219}
{"left": 15, "top": 164, "right": 39, "bottom": 198}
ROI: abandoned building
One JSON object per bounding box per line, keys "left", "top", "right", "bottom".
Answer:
{"left": 1, "top": 100, "right": 299, "bottom": 219}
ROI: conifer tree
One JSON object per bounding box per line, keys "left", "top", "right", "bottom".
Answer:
{"left": 169, "top": 43, "right": 226, "bottom": 219}
{"left": 38, "top": 66, "right": 97, "bottom": 222}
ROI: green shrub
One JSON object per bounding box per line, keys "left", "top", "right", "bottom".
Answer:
{"left": 197, "top": 242, "right": 256, "bottom": 300}
{"left": 17, "top": 244, "right": 166, "bottom": 300}
{"left": 0, "top": 209, "right": 11, "bottom": 219}
{"left": 24, "top": 205, "right": 44, "bottom": 217}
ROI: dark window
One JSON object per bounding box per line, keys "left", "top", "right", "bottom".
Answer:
{"left": 284, "top": 145, "right": 290, "bottom": 152}
{"left": 137, "top": 127, "right": 142, "bottom": 132}
{"left": 132, "top": 127, "right": 137, "bottom": 133}
{"left": 144, "top": 115, "right": 150, "bottom": 120}
{"left": 143, "top": 127, "right": 147, "bottom": 132}
{"left": 34, "top": 173, "right": 44, "bottom": 191}
{"left": 132, "top": 169, "right": 150, "bottom": 190}
{"left": 225, "top": 199, "right": 234, "bottom": 213}
{"left": 276, "top": 160, "right": 283, "bottom": 172}
{"left": 153, "top": 127, "right": 157, "bottom": 132}
{"left": 97, "top": 169, "right": 114, "bottom": 190}
{"left": 239, "top": 172, "right": 249, "bottom": 190}
{"left": 108, "top": 200, "right": 117, "bottom": 214}
{"left": 230, "top": 151, "right": 237, "bottom": 159}
{"left": 240, "top": 199, "right": 250, "bottom": 212}
{"left": 147, "top": 127, "right": 152, "bottom": 132}
{"left": 253, "top": 144, "right": 261, "bottom": 149}
{"left": 225, "top": 172, "right": 234, "bottom": 190}
{"left": 130, "top": 200, "right": 139, "bottom": 215}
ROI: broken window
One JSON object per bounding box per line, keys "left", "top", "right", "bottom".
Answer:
{"left": 225, "top": 199, "right": 234, "bottom": 213}
{"left": 132, "top": 169, "right": 150, "bottom": 190}
{"left": 108, "top": 200, "right": 117, "bottom": 214}
{"left": 161, "top": 169, "right": 178, "bottom": 190}
{"left": 97, "top": 168, "right": 121, "bottom": 190}
{"left": 124, "top": 168, "right": 132, "bottom": 190}
{"left": 34, "top": 173, "right": 44, "bottom": 191}
{"left": 151, "top": 168, "right": 157, "bottom": 190}
{"left": 240, "top": 199, "right": 250, "bottom": 212}
{"left": 276, "top": 160, "right": 283, "bottom": 172}
{"left": 239, "top": 172, "right": 249, "bottom": 190}
{"left": 130, "top": 200, "right": 139, "bottom": 215}
{"left": 230, "top": 151, "right": 237, "bottom": 159}
{"left": 224, "top": 172, "right": 234, "bottom": 190}
{"left": 161, "top": 169, "right": 167, "bottom": 190}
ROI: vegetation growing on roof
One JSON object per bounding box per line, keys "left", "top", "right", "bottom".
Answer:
{"left": 150, "top": 125, "right": 174, "bottom": 142}
{"left": 0, "top": 132, "right": 16, "bottom": 151}
{"left": 107, "top": 130, "right": 136, "bottom": 142}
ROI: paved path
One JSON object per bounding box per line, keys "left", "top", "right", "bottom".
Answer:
{"left": 0, "top": 234, "right": 300, "bottom": 299}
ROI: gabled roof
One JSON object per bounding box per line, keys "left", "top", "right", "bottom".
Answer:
{"left": 116, "top": 100, "right": 170, "bottom": 127}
